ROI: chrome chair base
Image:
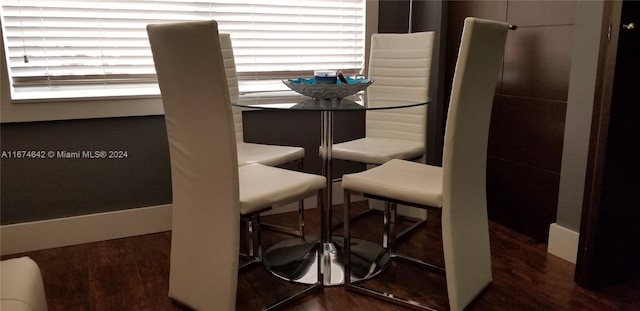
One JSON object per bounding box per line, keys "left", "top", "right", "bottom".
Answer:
{"left": 332, "top": 208, "right": 427, "bottom": 242}
{"left": 344, "top": 190, "right": 448, "bottom": 311}
{"left": 263, "top": 282, "right": 323, "bottom": 311}
{"left": 261, "top": 222, "right": 303, "bottom": 236}
{"left": 346, "top": 283, "right": 441, "bottom": 311}
{"left": 263, "top": 236, "right": 391, "bottom": 286}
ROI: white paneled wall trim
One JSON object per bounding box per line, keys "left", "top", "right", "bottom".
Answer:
{"left": 0, "top": 204, "right": 173, "bottom": 255}
{"left": 0, "top": 181, "right": 363, "bottom": 255}
{"left": 547, "top": 223, "right": 580, "bottom": 264}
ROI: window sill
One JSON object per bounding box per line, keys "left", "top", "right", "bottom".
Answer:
{"left": 1, "top": 84, "right": 304, "bottom": 123}
{"left": 10, "top": 84, "right": 162, "bottom": 104}
{"left": 9, "top": 79, "right": 295, "bottom": 104}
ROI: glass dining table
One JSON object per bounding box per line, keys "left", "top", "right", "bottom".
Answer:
{"left": 233, "top": 93, "right": 430, "bottom": 286}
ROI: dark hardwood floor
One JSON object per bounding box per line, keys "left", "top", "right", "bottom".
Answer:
{"left": 3, "top": 201, "right": 639, "bottom": 310}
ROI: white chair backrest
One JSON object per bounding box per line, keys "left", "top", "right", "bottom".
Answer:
{"left": 147, "top": 20, "right": 239, "bottom": 311}
{"left": 219, "top": 33, "right": 244, "bottom": 143}
{"left": 440, "top": 17, "right": 508, "bottom": 311}
{"left": 366, "top": 31, "right": 434, "bottom": 144}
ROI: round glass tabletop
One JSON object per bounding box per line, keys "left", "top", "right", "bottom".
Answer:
{"left": 232, "top": 92, "right": 430, "bottom": 111}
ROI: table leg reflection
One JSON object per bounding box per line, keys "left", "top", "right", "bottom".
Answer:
{"left": 262, "top": 109, "right": 390, "bottom": 286}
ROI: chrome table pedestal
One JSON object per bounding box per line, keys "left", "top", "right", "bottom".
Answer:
{"left": 263, "top": 236, "right": 390, "bottom": 285}
{"left": 263, "top": 109, "right": 390, "bottom": 285}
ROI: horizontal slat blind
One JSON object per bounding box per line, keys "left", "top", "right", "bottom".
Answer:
{"left": 1, "top": 0, "right": 364, "bottom": 91}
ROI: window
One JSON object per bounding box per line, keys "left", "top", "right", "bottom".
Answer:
{"left": 1, "top": 0, "right": 365, "bottom": 100}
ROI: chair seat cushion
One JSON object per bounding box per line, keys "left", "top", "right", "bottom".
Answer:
{"left": 237, "top": 142, "right": 304, "bottom": 167}
{"left": 239, "top": 163, "right": 325, "bottom": 215}
{"left": 1, "top": 257, "right": 48, "bottom": 311}
{"left": 330, "top": 137, "right": 424, "bottom": 165}
{"left": 342, "top": 159, "right": 442, "bottom": 207}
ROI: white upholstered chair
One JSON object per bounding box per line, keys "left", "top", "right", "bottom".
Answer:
{"left": 147, "top": 20, "right": 325, "bottom": 311}
{"left": 342, "top": 17, "right": 510, "bottom": 311}
{"left": 331, "top": 31, "right": 434, "bottom": 165}
{"left": 219, "top": 33, "right": 304, "bottom": 168}
{"left": 220, "top": 33, "right": 308, "bottom": 237}
{"left": 330, "top": 32, "right": 434, "bottom": 237}
{"left": 1, "top": 257, "right": 48, "bottom": 311}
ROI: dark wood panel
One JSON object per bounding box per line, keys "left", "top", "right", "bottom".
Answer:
{"left": 487, "top": 156, "right": 560, "bottom": 243}
{"left": 3, "top": 202, "right": 640, "bottom": 311}
{"left": 488, "top": 95, "right": 567, "bottom": 173}
{"left": 507, "top": 1, "right": 577, "bottom": 26}
{"left": 446, "top": 1, "right": 507, "bottom": 97}
{"left": 446, "top": 0, "right": 573, "bottom": 247}
{"left": 502, "top": 25, "right": 574, "bottom": 101}
{"left": 378, "top": 0, "right": 410, "bottom": 33}
{"left": 447, "top": 0, "right": 508, "bottom": 30}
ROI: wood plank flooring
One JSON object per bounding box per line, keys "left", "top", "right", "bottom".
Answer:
{"left": 3, "top": 201, "right": 639, "bottom": 310}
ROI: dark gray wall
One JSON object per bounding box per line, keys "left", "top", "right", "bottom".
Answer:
{"left": 1, "top": 116, "right": 172, "bottom": 225}
{"left": 0, "top": 110, "right": 365, "bottom": 225}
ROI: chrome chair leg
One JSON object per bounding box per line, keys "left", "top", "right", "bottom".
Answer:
{"left": 344, "top": 189, "right": 352, "bottom": 287}
{"left": 261, "top": 158, "right": 306, "bottom": 237}
{"left": 389, "top": 202, "right": 397, "bottom": 255}
{"left": 239, "top": 218, "right": 250, "bottom": 259}
{"left": 255, "top": 215, "right": 263, "bottom": 260}
{"left": 239, "top": 214, "right": 263, "bottom": 271}
{"left": 297, "top": 157, "right": 305, "bottom": 236}
{"left": 248, "top": 216, "right": 256, "bottom": 258}
{"left": 298, "top": 196, "right": 305, "bottom": 236}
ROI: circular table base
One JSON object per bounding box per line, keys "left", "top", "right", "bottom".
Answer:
{"left": 262, "top": 236, "right": 390, "bottom": 286}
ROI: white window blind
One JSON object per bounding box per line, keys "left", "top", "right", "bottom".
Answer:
{"left": 1, "top": 0, "right": 365, "bottom": 97}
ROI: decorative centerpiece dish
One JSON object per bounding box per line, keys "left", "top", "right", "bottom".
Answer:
{"left": 284, "top": 72, "right": 373, "bottom": 100}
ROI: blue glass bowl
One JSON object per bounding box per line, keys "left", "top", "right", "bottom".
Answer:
{"left": 283, "top": 77, "right": 373, "bottom": 99}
